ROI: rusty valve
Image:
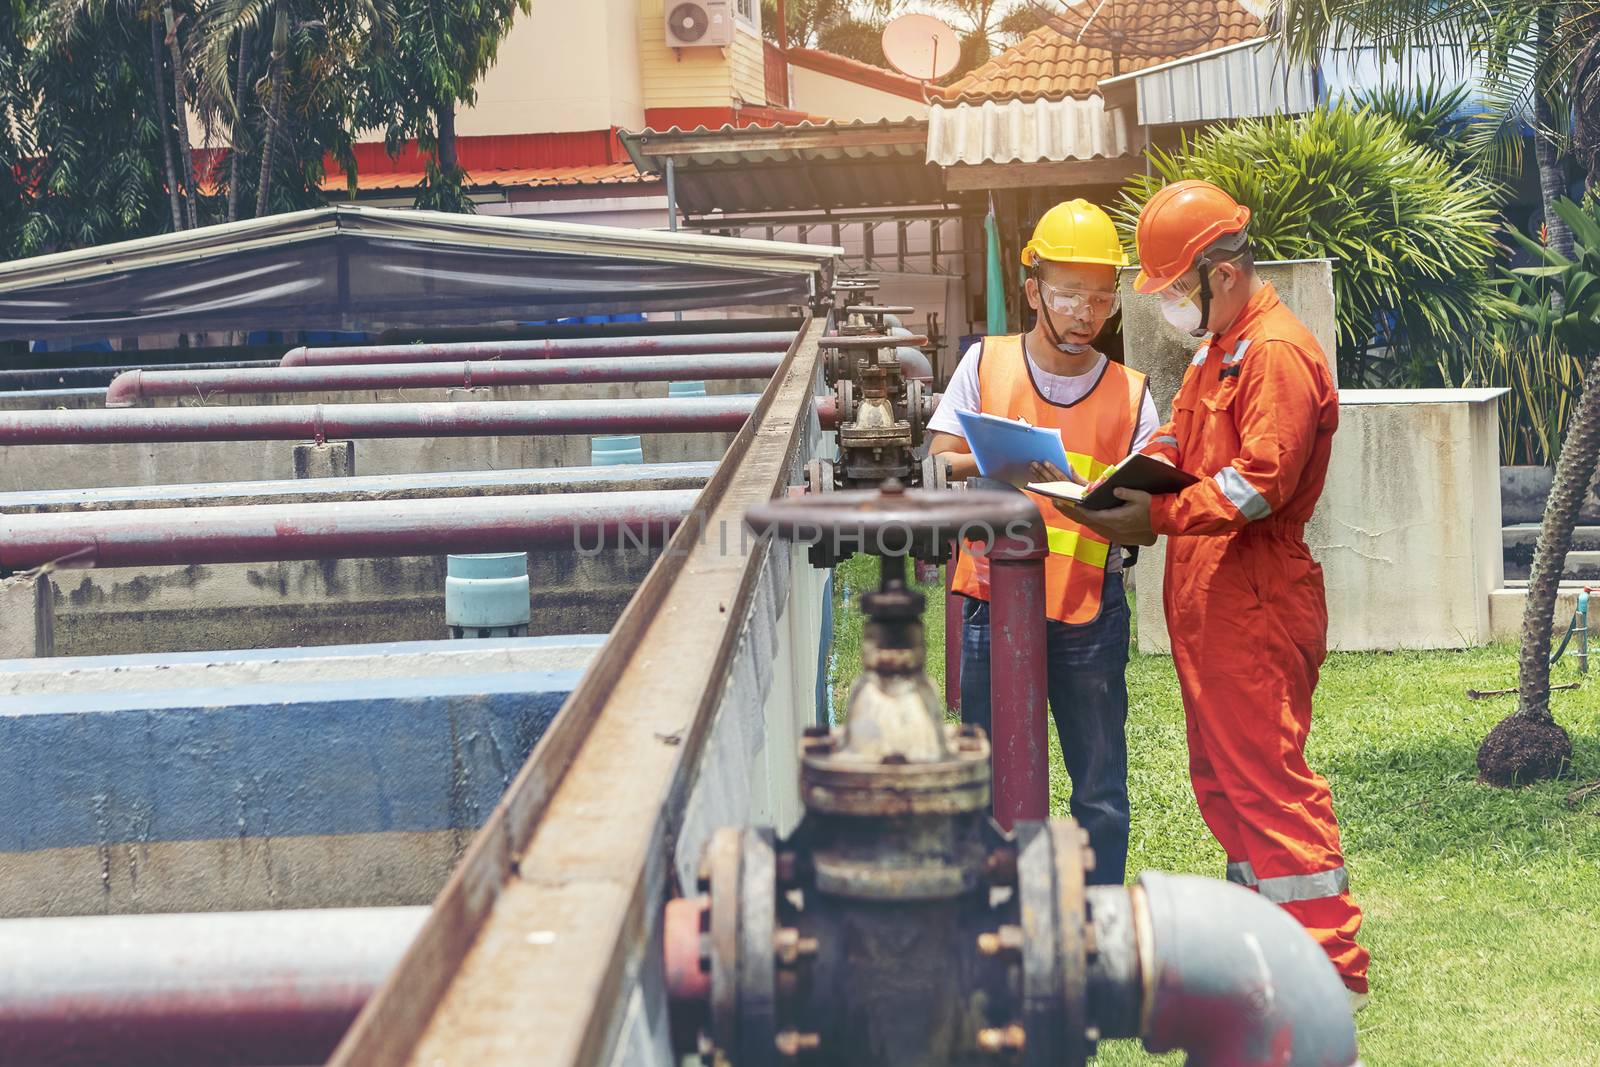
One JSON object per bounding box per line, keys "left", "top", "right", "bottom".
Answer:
{"left": 663, "top": 486, "right": 1362, "bottom": 1067}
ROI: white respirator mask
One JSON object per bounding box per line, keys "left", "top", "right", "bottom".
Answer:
{"left": 1160, "top": 292, "right": 1205, "bottom": 337}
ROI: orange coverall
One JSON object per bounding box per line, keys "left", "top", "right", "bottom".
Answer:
{"left": 1141, "top": 283, "right": 1369, "bottom": 993}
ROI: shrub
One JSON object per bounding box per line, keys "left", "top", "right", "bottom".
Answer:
{"left": 1112, "top": 103, "right": 1507, "bottom": 386}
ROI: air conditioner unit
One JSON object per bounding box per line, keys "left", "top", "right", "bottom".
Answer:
{"left": 665, "top": 0, "right": 734, "bottom": 48}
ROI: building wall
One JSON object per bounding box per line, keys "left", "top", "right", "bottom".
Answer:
{"left": 729, "top": 26, "right": 768, "bottom": 105}
{"left": 640, "top": 0, "right": 737, "bottom": 109}
{"left": 456, "top": 0, "right": 646, "bottom": 137}
{"left": 789, "top": 65, "right": 928, "bottom": 121}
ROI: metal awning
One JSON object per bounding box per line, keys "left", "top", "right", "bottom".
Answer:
{"left": 1098, "top": 36, "right": 1318, "bottom": 126}
{"left": 0, "top": 206, "right": 839, "bottom": 341}
{"left": 925, "top": 95, "right": 1143, "bottom": 190}
{"left": 619, "top": 120, "right": 946, "bottom": 217}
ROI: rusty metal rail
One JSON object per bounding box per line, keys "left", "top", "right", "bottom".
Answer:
{"left": 327, "top": 315, "right": 825, "bottom": 1067}
{"left": 0, "top": 396, "right": 756, "bottom": 445}
{"left": 104, "top": 353, "right": 783, "bottom": 406}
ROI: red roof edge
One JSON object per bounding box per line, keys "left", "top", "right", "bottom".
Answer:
{"left": 783, "top": 48, "right": 930, "bottom": 103}
{"left": 324, "top": 130, "right": 630, "bottom": 183}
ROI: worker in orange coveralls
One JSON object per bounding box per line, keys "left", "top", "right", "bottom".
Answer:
{"left": 1047, "top": 180, "right": 1370, "bottom": 1009}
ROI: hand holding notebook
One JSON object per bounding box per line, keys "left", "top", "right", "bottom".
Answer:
{"left": 1027, "top": 453, "right": 1198, "bottom": 511}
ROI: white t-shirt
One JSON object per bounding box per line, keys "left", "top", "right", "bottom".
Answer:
{"left": 929, "top": 338, "right": 1162, "bottom": 573}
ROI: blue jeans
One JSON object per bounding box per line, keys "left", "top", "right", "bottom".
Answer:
{"left": 960, "top": 572, "right": 1131, "bottom": 885}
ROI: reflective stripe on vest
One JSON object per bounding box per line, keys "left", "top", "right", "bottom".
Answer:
{"left": 1047, "top": 526, "right": 1111, "bottom": 568}
{"left": 949, "top": 335, "right": 1145, "bottom": 624}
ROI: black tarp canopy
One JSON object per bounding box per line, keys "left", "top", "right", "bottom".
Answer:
{"left": 0, "top": 206, "right": 840, "bottom": 342}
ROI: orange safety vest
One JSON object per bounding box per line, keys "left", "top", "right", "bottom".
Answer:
{"left": 950, "top": 334, "right": 1148, "bottom": 624}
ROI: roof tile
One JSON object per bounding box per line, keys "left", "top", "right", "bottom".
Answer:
{"left": 943, "top": 1, "right": 1266, "bottom": 101}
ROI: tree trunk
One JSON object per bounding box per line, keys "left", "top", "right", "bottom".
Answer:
{"left": 437, "top": 101, "right": 458, "bottom": 173}
{"left": 255, "top": 8, "right": 288, "bottom": 219}
{"left": 162, "top": 3, "right": 197, "bottom": 230}
{"left": 150, "top": 19, "right": 184, "bottom": 231}
{"left": 1536, "top": 8, "right": 1575, "bottom": 264}
{"left": 1518, "top": 354, "right": 1600, "bottom": 721}
{"left": 226, "top": 26, "right": 251, "bottom": 223}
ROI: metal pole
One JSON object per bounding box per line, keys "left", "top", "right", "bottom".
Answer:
{"left": 985, "top": 525, "right": 1050, "bottom": 830}
{"left": 0, "top": 395, "right": 757, "bottom": 446}
{"left": 106, "top": 353, "right": 783, "bottom": 406}
{"left": 0, "top": 489, "right": 699, "bottom": 570}
{"left": 279, "top": 332, "right": 797, "bottom": 367}
{"left": 0, "top": 906, "right": 425, "bottom": 1067}
{"left": 945, "top": 548, "right": 962, "bottom": 714}
{"left": 1581, "top": 588, "right": 1590, "bottom": 674}
{"left": 665, "top": 157, "right": 679, "bottom": 233}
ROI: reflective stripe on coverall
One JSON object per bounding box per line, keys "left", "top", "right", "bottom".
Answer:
{"left": 1142, "top": 282, "right": 1370, "bottom": 993}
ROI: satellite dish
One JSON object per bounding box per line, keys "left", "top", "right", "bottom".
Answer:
{"left": 881, "top": 13, "right": 961, "bottom": 83}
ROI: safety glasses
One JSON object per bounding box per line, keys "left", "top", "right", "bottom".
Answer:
{"left": 1037, "top": 280, "right": 1121, "bottom": 318}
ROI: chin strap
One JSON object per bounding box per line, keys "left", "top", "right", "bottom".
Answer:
{"left": 1031, "top": 264, "right": 1085, "bottom": 352}
{"left": 1192, "top": 257, "right": 1214, "bottom": 339}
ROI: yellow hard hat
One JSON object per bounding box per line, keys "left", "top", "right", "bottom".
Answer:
{"left": 1020, "top": 199, "right": 1129, "bottom": 268}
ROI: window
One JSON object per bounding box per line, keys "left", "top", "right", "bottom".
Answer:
{"left": 735, "top": 0, "right": 758, "bottom": 28}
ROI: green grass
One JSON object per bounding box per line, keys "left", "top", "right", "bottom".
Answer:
{"left": 827, "top": 556, "right": 1600, "bottom": 1066}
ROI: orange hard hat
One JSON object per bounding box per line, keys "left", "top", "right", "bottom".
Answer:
{"left": 1133, "top": 180, "right": 1252, "bottom": 295}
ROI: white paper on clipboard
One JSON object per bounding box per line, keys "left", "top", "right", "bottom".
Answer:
{"left": 953, "top": 409, "right": 1074, "bottom": 488}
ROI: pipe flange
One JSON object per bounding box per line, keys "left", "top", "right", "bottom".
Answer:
{"left": 1049, "top": 820, "right": 1091, "bottom": 1063}
{"left": 737, "top": 828, "right": 778, "bottom": 1067}
{"left": 920, "top": 452, "right": 952, "bottom": 494}
{"left": 799, "top": 723, "right": 989, "bottom": 817}
{"left": 834, "top": 379, "right": 857, "bottom": 425}
{"left": 704, "top": 827, "right": 743, "bottom": 1060}
{"left": 906, "top": 378, "right": 926, "bottom": 444}
{"left": 803, "top": 459, "right": 836, "bottom": 495}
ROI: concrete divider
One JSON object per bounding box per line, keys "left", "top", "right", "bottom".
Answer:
{"left": 0, "top": 636, "right": 603, "bottom": 917}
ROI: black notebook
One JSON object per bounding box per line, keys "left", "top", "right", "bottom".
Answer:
{"left": 1026, "top": 453, "right": 1198, "bottom": 511}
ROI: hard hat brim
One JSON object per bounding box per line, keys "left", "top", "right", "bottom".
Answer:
{"left": 1133, "top": 268, "right": 1180, "bottom": 296}
{"left": 1022, "top": 247, "right": 1130, "bottom": 268}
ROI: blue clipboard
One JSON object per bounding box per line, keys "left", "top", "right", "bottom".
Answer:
{"left": 954, "top": 410, "right": 1073, "bottom": 488}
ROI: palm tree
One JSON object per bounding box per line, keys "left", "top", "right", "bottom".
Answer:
{"left": 199, "top": 0, "right": 390, "bottom": 218}
{"left": 254, "top": 6, "right": 286, "bottom": 218}
{"left": 44, "top": 0, "right": 194, "bottom": 229}
{"left": 1275, "top": 0, "right": 1598, "bottom": 258}
{"left": 160, "top": 0, "right": 196, "bottom": 228}
{"left": 1277, "top": 0, "right": 1600, "bottom": 783}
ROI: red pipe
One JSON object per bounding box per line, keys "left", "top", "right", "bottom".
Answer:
{"left": 0, "top": 906, "right": 425, "bottom": 1067}
{"left": 0, "top": 396, "right": 756, "bottom": 446}
{"left": 106, "top": 353, "right": 784, "bottom": 407}
{"left": 985, "top": 526, "right": 1050, "bottom": 830}
{"left": 0, "top": 490, "right": 698, "bottom": 570}
{"left": 280, "top": 332, "right": 796, "bottom": 367}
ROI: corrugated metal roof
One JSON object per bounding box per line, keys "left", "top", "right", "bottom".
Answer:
{"left": 925, "top": 95, "right": 1139, "bottom": 167}
{"left": 1100, "top": 37, "right": 1318, "bottom": 125}
{"left": 320, "top": 163, "right": 649, "bottom": 193}
{"left": 619, "top": 120, "right": 944, "bottom": 216}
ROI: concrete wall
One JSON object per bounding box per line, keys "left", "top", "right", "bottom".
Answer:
{"left": 788, "top": 63, "right": 928, "bottom": 122}
{"left": 456, "top": 0, "right": 646, "bottom": 136}
{"left": 1123, "top": 259, "right": 1507, "bottom": 651}
{"left": 0, "top": 636, "right": 602, "bottom": 917}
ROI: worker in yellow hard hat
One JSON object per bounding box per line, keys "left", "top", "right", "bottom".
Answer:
{"left": 928, "top": 199, "right": 1159, "bottom": 884}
